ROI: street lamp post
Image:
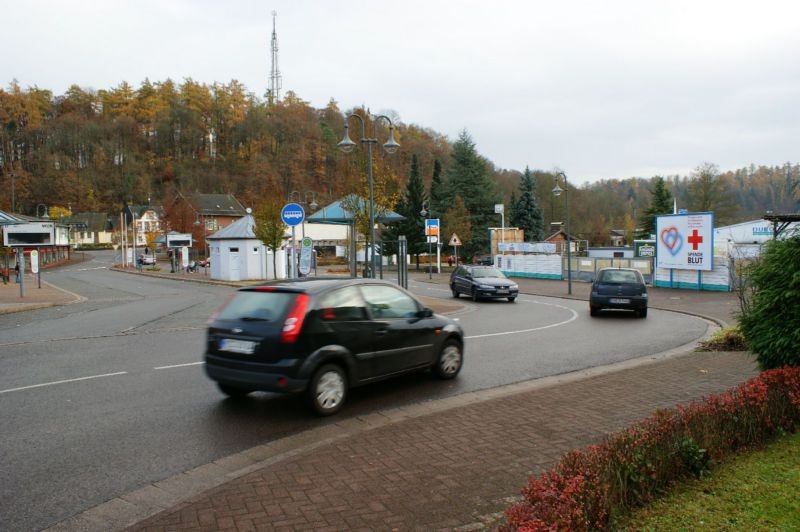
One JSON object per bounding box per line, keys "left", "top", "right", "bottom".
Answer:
{"left": 552, "top": 171, "right": 572, "bottom": 295}
{"left": 338, "top": 112, "right": 400, "bottom": 278}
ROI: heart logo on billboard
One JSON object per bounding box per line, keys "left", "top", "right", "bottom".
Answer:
{"left": 660, "top": 226, "right": 683, "bottom": 256}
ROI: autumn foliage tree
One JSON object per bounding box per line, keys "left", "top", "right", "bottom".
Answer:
{"left": 253, "top": 195, "right": 286, "bottom": 279}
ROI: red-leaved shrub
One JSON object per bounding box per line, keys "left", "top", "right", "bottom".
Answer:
{"left": 501, "top": 366, "right": 800, "bottom": 531}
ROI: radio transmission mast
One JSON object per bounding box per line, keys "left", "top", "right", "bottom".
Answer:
{"left": 268, "top": 11, "right": 282, "bottom": 106}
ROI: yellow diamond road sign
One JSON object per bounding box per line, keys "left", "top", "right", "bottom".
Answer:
{"left": 449, "top": 233, "right": 461, "bottom": 246}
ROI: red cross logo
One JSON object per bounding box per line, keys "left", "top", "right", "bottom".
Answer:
{"left": 688, "top": 229, "right": 704, "bottom": 250}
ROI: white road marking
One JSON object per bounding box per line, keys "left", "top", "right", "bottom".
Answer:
{"left": 0, "top": 371, "right": 128, "bottom": 395}
{"left": 411, "top": 283, "right": 580, "bottom": 339}
{"left": 2, "top": 284, "right": 576, "bottom": 396}
{"left": 154, "top": 361, "right": 205, "bottom": 370}
{"left": 466, "top": 308, "right": 578, "bottom": 339}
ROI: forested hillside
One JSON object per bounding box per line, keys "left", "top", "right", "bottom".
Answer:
{"left": 1, "top": 79, "right": 797, "bottom": 247}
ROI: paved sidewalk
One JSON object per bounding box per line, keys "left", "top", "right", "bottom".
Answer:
{"left": 119, "top": 351, "right": 755, "bottom": 532}
{"left": 0, "top": 271, "right": 84, "bottom": 314}
{"left": 9, "top": 261, "right": 753, "bottom": 531}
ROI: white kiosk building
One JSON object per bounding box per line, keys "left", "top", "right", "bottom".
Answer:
{"left": 207, "top": 214, "right": 286, "bottom": 281}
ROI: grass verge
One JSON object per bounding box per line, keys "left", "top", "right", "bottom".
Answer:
{"left": 616, "top": 431, "right": 800, "bottom": 530}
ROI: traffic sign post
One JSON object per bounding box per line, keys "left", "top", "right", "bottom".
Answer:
{"left": 449, "top": 233, "right": 462, "bottom": 266}
{"left": 30, "top": 249, "right": 41, "bottom": 288}
{"left": 282, "top": 203, "right": 305, "bottom": 278}
{"left": 299, "top": 237, "right": 313, "bottom": 276}
{"left": 495, "top": 204, "right": 505, "bottom": 243}
{"left": 424, "top": 219, "right": 440, "bottom": 279}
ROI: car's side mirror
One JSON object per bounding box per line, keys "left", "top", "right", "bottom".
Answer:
{"left": 418, "top": 307, "right": 434, "bottom": 318}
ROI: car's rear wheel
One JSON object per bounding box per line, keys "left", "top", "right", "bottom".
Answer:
{"left": 638, "top": 307, "right": 648, "bottom": 319}
{"left": 451, "top": 284, "right": 459, "bottom": 298}
{"left": 590, "top": 305, "right": 599, "bottom": 317}
{"left": 218, "top": 383, "right": 251, "bottom": 399}
{"left": 433, "top": 339, "right": 462, "bottom": 379}
{"left": 306, "top": 364, "right": 347, "bottom": 416}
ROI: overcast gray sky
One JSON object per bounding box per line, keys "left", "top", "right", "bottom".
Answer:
{"left": 4, "top": 0, "right": 799, "bottom": 184}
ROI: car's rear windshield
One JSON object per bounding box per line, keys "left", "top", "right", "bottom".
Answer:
{"left": 599, "top": 270, "right": 641, "bottom": 283}
{"left": 471, "top": 267, "right": 505, "bottom": 278}
{"left": 217, "top": 291, "right": 297, "bottom": 322}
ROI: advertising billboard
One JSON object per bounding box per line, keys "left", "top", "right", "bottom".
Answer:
{"left": 3, "top": 222, "right": 55, "bottom": 246}
{"left": 166, "top": 233, "right": 193, "bottom": 248}
{"left": 656, "top": 213, "right": 714, "bottom": 271}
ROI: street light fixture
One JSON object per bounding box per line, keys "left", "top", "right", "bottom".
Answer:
{"left": 552, "top": 171, "right": 572, "bottom": 295}
{"left": 338, "top": 112, "right": 400, "bottom": 278}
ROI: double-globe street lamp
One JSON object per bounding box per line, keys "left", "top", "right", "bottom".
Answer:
{"left": 552, "top": 171, "right": 572, "bottom": 295}
{"left": 338, "top": 112, "right": 400, "bottom": 278}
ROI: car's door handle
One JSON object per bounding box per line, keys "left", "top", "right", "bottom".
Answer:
{"left": 374, "top": 329, "right": 389, "bottom": 336}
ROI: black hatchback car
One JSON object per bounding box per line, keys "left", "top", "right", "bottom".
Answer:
{"left": 449, "top": 265, "right": 519, "bottom": 302}
{"left": 204, "top": 278, "right": 464, "bottom": 415}
{"left": 589, "top": 267, "right": 648, "bottom": 318}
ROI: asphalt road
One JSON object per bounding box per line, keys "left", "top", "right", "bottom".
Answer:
{"left": 0, "top": 251, "right": 709, "bottom": 531}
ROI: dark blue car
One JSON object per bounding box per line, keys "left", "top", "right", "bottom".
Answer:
{"left": 449, "top": 265, "right": 519, "bottom": 302}
{"left": 589, "top": 267, "right": 648, "bottom": 318}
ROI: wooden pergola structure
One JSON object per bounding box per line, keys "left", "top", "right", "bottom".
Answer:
{"left": 763, "top": 212, "right": 800, "bottom": 239}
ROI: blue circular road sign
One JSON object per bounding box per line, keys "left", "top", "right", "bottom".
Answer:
{"left": 281, "top": 203, "right": 305, "bottom": 226}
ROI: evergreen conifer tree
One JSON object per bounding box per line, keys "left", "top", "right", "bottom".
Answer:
{"left": 382, "top": 154, "right": 427, "bottom": 265}
{"left": 511, "top": 166, "right": 544, "bottom": 241}
{"left": 637, "top": 176, "right": 673, "bottom": 238}
{"left": 430, "top": 159, "right": 447, "bottom": 220}
{"left": 444, "top": 131, "right": 499, "bottom": 256}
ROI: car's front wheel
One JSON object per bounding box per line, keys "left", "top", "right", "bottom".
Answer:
{"left": 508, "top": 296, "right": 516, "bottom": 303}
{"left": 451, "top": 283, "right": 459, "bottom": 298}
{"left": 306, "top": 364, "right": 347, "bottom": 416}
{"left": 433, "top": 339, "right": 463, "bottom": 379}
{"left": 471, "top": 288, "right": 479, "bottom": 302}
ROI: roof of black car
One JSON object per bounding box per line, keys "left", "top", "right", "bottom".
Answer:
{"left": 240, "top": 277, "right": 397, "bottom": 295}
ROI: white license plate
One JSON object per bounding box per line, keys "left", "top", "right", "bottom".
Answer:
{"left": 609, "top": 298, "right": 630, "bottom": 304}
{"left": 496, "top": 289, "right": 509, "bottom": 294}
{"left": 220, "top": 338, "right": 256, "bottom": 354}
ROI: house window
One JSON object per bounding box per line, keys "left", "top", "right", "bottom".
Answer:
{"left": 253, "top": 247, "right": 258, "bottom": 254}
{"left": 229, "top": 247, "right": 239, "bottom": 252}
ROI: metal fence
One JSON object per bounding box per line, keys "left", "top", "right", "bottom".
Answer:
{"left": 565, "top": 256, "right": 655, "bottom": 284}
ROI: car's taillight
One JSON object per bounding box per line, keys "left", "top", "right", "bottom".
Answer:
{"left": 280, "top": 294, "right": 310, "bottom": 343}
